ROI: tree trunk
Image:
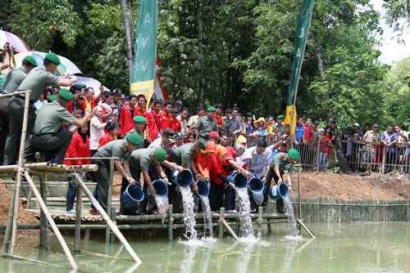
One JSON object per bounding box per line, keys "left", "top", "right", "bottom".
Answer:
{"left": 120, "top": 0, "right": 134, "bottom": 80}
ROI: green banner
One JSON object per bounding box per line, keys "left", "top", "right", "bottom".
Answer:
{"left": 286, "top": 0, "right": 315, "bottom": 105}
{"left": 130, "top": 0, "right": 158, "bottom": 101}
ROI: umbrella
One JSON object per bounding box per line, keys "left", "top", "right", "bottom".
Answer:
{"left": 74, "top": 76, "right": 102, "bottom": 96}
{"left": 13, "top": 51, "right": 82, "bottom": 76}
{"left": 0, "top": 30, "right": 30, "bottom": 53}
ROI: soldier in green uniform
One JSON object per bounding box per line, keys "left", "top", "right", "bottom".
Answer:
{"left": 264, "top": 148, "right": 300, "bottom": 213}
{"left": 24, "top": 89, "right": 91, "bottom": 163}
{"left": 122, "top": 147, "right": 168, "bottom": 214}
{"left": 4, "top": 52, "right": 77, "bottom": 165}
{"left": 0, "top": 56, "right": 37, "bottom": 165}
{"left": 91, "top": 133, "right": 143, "bottom": 214}
{"left": 195, "top": 106, "right": 218, "bottom": 140}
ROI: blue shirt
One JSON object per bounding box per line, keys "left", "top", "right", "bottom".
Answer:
{"left": 295, "top": 125, "right": 305, "bottom": 143}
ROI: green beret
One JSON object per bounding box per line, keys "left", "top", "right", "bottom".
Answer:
{"left": 133, "top": 115, "right": 147, "bottom": 124}
{"left": 49, "top": 95, "right": 56, "bottom": 102}
{"left": 58, "top": 89, "right": 74, "bottom": 101}
{"left": 22, "top": 55, "right": 37, "bottom": 67}
{"left": 288, "top": 148, "right": 300, "bottom": 161}
{"left": 154, "top": 148, "right": 168, "bottom": 162}
{"left": 277, "top": 114, "right": 284, "bottom": 119}
{"left": 45, "top": 52, "right": 60, "bottom": 65}
{"left": 207, "top": 106, "right": 216, "bottom": 113}
{"left": 126, "top": 133, "right": 143, "bottom": 147}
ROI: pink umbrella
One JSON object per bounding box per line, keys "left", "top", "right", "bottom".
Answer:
{"left": 0, "top": 30, "right": 30, "bottom": 53}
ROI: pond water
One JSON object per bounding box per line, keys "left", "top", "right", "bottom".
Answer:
{"left": 1, "top": 222, "right": 409, "bottom": 273}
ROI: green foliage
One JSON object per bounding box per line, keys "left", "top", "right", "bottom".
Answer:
{"left": 8, "top": 0, "right": 83, "bottom": 50}
{"left": 0, "top": 0, "right": 396, "bottom": 128}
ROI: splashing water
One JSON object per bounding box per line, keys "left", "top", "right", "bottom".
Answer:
{"left": 283, "top": 195, "right": 299, "bottom": 237}
{"left": 200, "top": 196, "right": 214, "bottom": 238}
{"left": 235, "top": 187, "right": 254, "bottom": 238}
{"left": 180, "top": 245, "right": 197, "bottom": 273}
{"left": 155, "top": 195, "right": 169, "bottom": 224}
{"left": 180, "top": 186, "right": 197, "bottom": 240}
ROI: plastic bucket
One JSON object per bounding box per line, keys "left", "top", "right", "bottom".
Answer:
{"left": 153, "top": 179, "right": 168, "bottom": 197}
{"left": 268, "top": 183, "right": 289, "bottom": 200}
{"left": 196, "top": 180, "right": 209, "bottom": 197}
{"left": 248, "top": 177, "right": 265, "bottom": 205}
{"left": 232, "top": 173, "right": 247, "bottom": 188}
{"left": 122, "top": 184, "right": 144, "bottom": 209}
{"left": 175, "top": 170, "right": 193, "bottom": 188}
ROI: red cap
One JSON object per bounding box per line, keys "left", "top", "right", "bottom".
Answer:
{"left": 209, "top": 131, "right": 219, "bottom": 139}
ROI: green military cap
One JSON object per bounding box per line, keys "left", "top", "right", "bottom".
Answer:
{"left": 133, "top": 115, "right": 147, "bottom": 124}
{"left": 58, "top": 89, "right": 74, "bottom": 101}
{"left": 49, "top": 95, "right": 56, "bottom": 102}
{"left": 22, "top": 55, "right": 38, "bottom": 67}
{"left": 277, "top": 114, "right": 284, "bottom": 119}
{"left": 207, "top": 106, "right": 216, "bottom": 113}
{"left": 288, "top": 148, "right": 300, "bottom": 161}
{"left": 45, "top": 52, "right": 61, "bottom": 65}
{"left": 126, "top": 133, "right": 143, "bottom": 147}
{"left": 154, "top": 148, "right": 168, "bottom": 162}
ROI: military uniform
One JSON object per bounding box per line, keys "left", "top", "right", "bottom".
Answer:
{"left": 169, "top": 143, "right": 194, "bottom": 168}
{"left": 93, "top": 139, "right": 131, "bottom": 211}
{"left": 4, "top": 67, "right": 59, "bottom": 165}
{"left": 196, "top": 116, "right": 218, "bottom": 139}
{"left": 120, "top": 148, "right": 163, "bottom": 215}
{"left": 1, "top": 67, "right": 30, "bottom": 164}
{"left": 24, "top": 92, "right": 76, "bottom": 163}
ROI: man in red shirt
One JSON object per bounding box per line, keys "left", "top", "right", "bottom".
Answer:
{"left": 118, "top": 95, "right": 138, "bottom": 137}
{"left": 134, "top": 94, "right": 147, "bottom": 117}
{"left": 169, "top": 108, "right": 181, "bottom": 132}
{"left": 160, "top": 102, "right": 173, "bottom": 132}
{"left": 214, "top": 103, "right": 224, "bottom": 130}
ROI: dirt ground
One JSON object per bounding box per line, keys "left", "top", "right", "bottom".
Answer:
{"left": 294, "top": 171, "right": 410, "bottom": 201}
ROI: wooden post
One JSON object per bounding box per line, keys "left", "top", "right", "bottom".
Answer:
{"left": 5, "top": 90, "right": 31, "bottom": 255}
{"left": 106, "top": 159, "right": 115, "bottom": 245}
{"left": 297, "top": 168, "right": 302, "bottom": 233}
{"left": 23, "top": 171, "right": 78, "bottom": 270}
{"left": 168, "top": 204, "right": 173, "bottom": 242}
{"left": 74, "top": 181, "right": 82, "bottom": 253}
{"left": 218, "top": 207, "right": 225, "bottom": 240}
{"left": 257, "top": 206, "right": 263, "bottom": 235}
{"left": 39, "top": 174, "right": 49, "bottom": 250}
{"left": 74, "top": 173, "right": 142, "bottom": 265}
{"left": 296, "top": 218, "right": 315, "bottom": 238}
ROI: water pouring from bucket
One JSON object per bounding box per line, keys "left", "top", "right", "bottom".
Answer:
{"left": 196, "top": 180, "right": 214, "bottom": 238}
{"left": 247, "top": 177, "right": 265, "bottom": 206}
{"left": 122, "top": 183, "right": 144, "bottom": 210}
{"left": 153, "top": 179, "right": 169, "bottom": 215}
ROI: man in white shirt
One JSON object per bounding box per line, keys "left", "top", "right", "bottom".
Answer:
{"left": 241, "top": 139, "right": 271, "bottom": 179}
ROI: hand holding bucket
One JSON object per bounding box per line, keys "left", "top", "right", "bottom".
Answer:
{"left": 122, "top": 183, "right": 145, "bottom": 210}
{"left": 196, "top": 180, "right": 209, "bottom": 198}
{"left": 268, "top": 183, "right": 289, "bottom": 200}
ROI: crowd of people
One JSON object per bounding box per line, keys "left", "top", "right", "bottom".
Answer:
{"left": 2, "top": 49, "right": 408, "bottom": 217}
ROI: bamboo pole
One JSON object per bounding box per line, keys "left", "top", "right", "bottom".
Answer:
{"left": 296, "top": 218, "right": 315, "bottom": 238}
{"left": 8, "top": 90, "right": 31, "bottom": 255}
{"left": 39, "top": 174, "right": 49, "bottom": 250}
{"left": 218, "top": 207, "right": 225, "bottom": 240}
{"left": 23, "top": 171, "right": 78, "bottom": 270}
{"left": 74, "top": 181, "right": 82, "bottom": 253}
{"left": 0, "top": 90, "right": 32, "bottom": 98}
{"left": 168, "top": 204, "right": 173, "bottom": 242}
{"left": 0, "top": 163, "right": 98, "bottom": 173}
{"left": 222, "top": 220, "right": 239, "bottom": 241}
{"left": 106, "top": 158, "right": 115, "bottom": 245}
{"left": 74, "top": 173, "right": 142, "bottom": 266}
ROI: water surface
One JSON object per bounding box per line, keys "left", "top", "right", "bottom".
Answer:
{"left": 1, "top": 222, "right": 409, "bottom": 273}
